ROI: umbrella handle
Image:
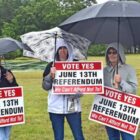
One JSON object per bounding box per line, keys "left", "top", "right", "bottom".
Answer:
{"left": 50, "top": 66, "right": 56, "bottom": 79}
{"left": 53, "top": 32, "right": 58, "bottom": 66}
{"left": 114, "top": 82, "right": 119, "bottom": 89}
{"left": 114, "top": 74, "right": 121, "bottom": 89}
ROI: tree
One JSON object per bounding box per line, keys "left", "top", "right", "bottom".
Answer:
{"left": 2, "top": 0, "right": 96, "bottom": 39}
{"left": 0, "top": 0, "right": 29, "bottom": 36}
{"left": 1, "top": 0, "right": 99, "bottom": 58}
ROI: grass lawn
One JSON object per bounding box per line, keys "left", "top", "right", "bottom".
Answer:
{"left": 3, "top": 55, "right": 140, "bottom": 140}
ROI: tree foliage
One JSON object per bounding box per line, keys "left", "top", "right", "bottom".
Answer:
{"left": 88, "top": 44, "right": 106, "bottom": 56}
{"left": 1, "top": 0, "right": 140, "bottom": 59}
{"left": 1, "top": 0, "right": 96, "bottom": 39}
{"left": 5, "top": 0, "right": 134, "bottom": 59}
{"left": 0, "top": 0, "right": 29, "bottom": 36}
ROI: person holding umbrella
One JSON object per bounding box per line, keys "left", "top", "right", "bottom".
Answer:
{"left": 0, "top": 55, "right": 18, "bottom": 140}
{"left": 104, "top": 43, "right": 138, "bottom": 140}
{"left": 42, "top": 38, "right": 85, "bottom": 140}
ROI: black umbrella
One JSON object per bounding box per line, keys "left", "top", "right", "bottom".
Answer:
{"left": 59, "top": 0, "right": 140, "bottom": 51}
{"left": 0, "top": 37, "right": 32, "bottom": 55}
{"left": 0, "top": 37, "right": 32, "bottom": 69}
{"left": 59, "top": 0, "right": 140, "bottom": 89}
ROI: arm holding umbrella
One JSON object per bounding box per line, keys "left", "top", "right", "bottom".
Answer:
{"left": 114, "top": 68, "right": 137, "bottom": 94}
{"left": 0, "top": 55, "right": 18, "bottom": 87}
{"left": 104, "top": 42, "right": 138, "bottom": 93}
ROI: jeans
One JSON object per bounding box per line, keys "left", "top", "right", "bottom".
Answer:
{"left": 49, "top": 112, "right": 85, "bottom": 140}
{"left": 105, "top": 126, "right": 134, "bottom": 140}
{"left": 0, "top": 126, "right": 11, "bottom": 140}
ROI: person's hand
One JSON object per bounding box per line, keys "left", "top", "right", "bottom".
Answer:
{"left": 5, "top": 71, "right": 14, "bottom": 83}
{"left": 114, "top": 74, "right": 121, "bottom": 89}
{"left": 50, "top": 67, "right": 56, "bottom": 79}
{"left": 114, "top": 74, "right": 121, "bottom": 83}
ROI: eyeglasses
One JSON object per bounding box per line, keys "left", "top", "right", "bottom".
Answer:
{"left": 108, "top": 51, "right": 117, "bottom": 55}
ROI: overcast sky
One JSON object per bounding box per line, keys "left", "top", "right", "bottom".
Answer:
{"left": 96, "top": 0, "right": 118, "bottom": 4}
{"left": 96, "top": 0, "right": 109, "bottom": 4}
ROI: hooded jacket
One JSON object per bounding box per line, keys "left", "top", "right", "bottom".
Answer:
{"left": 42, "top": 39, "right": 81, "bottom": 114}
{"left": 104, "top": 43, "right": 138, "bottom": 94}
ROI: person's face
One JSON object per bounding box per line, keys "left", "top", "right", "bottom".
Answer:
{"left": 107, "top": 48, "right": 118, "bottom": 65}
{"left": 58, "top": 46, "right": 68, "bottom": 61}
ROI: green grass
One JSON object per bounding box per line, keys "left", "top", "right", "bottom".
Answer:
{"left": 4, "top": 55, "right": 140, "bottom": 140}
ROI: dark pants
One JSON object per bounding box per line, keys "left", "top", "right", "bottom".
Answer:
{"left": 49, "top": 112, "right": 85, "bottom": 140}
{"left": 105, "top": 126, "right": 134, "bottom": 140}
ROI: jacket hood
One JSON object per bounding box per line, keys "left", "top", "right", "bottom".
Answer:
{"left": 105, "top": 43, "right": 126, "bottom": 65}
{"left": 55, "top": 38, "right": 74, "bottom": 61}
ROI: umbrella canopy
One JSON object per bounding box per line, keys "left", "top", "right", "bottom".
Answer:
{"left": 59, "top": 0, "right": 140, "bottom": 49}
{"left": 20, "top": 27, "right": 90, "bottom": 62}
{"left": 0, "top": 37, "right": 30, "bottom": 55}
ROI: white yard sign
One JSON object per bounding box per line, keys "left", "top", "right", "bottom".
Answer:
{"left": 0, "top": 86, "right": 25, "bottom": 127}
{"left": 52, "top": 61, "right": 103, "bottom": 94}
{"left": 89, "top": 86, "right": 140, "bottom": 135}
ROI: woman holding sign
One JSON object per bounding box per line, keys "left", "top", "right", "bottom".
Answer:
{"left": 42, "top": 39, "right": 85, "bottom": 140}
{"left": 104, "top": 43, "right": 138, "bottom": 140}
{"left": 0, "top": 55, "right": 18, "bottom": 140}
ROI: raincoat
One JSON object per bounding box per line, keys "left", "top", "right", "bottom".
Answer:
{"left": 42, "top": 39, "right": 81, "bottom": 113}
{"left": 104, "top": 43, "right": 138, "bottom": 94}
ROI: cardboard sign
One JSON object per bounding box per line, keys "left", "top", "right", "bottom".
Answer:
{"left": 52, "top": 61, "right": 103, "bottom": 94}
{"left": 0, "top": 86, "right": 25, "bottom": 127}
{"left": 89, "top": 86, "right": 140, "bottom": 135}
